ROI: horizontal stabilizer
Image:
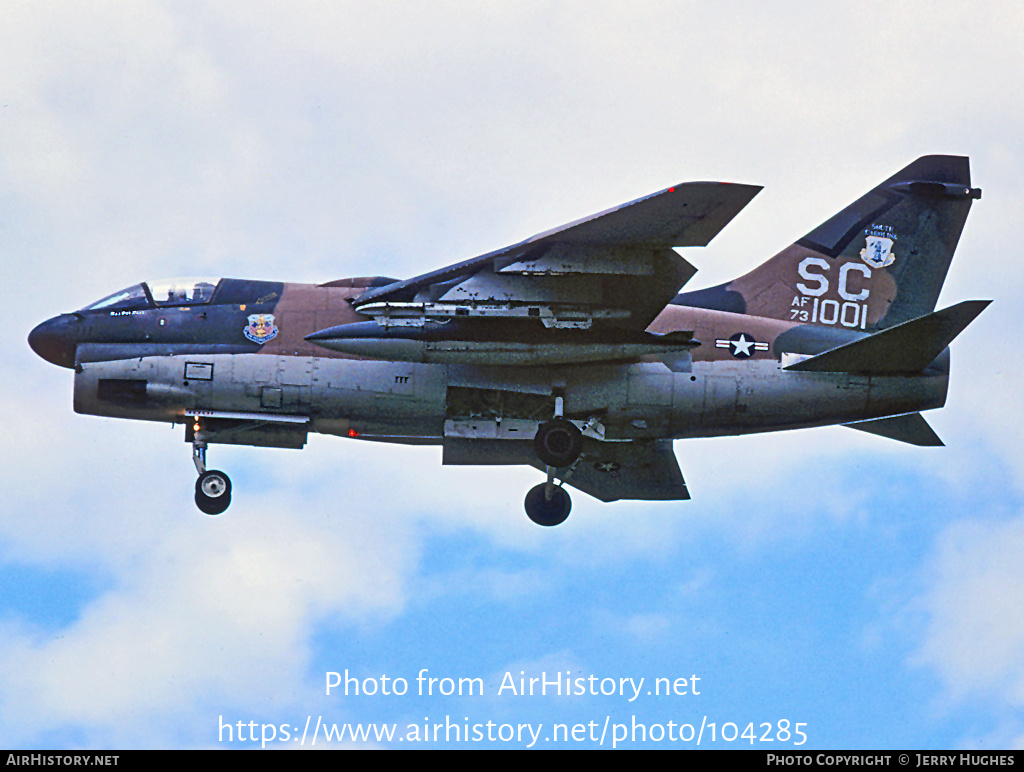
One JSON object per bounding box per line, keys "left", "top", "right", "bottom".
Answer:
{"left": 844, "top": 412, "right": 943, "bottom": 446}
{"left": 784, "top": 300, "right": 990, "bottom": 374}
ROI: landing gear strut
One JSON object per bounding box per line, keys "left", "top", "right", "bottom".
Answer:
{"left": 191, "top": 429, "right": 232, "bottom": 515}
{"left": 532, "top": 391, "right": 583, "bottom": 468}
{"left": 525, "top": 392, "right": 579, "bottom": 526}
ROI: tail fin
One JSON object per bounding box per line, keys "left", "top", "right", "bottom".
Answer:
{"left": 676, "top": 155, "right": 981, "bottom": 331}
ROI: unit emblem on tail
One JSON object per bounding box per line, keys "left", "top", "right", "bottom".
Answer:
{"left": 861, "top": 225, "right": 898, "bottom": 268}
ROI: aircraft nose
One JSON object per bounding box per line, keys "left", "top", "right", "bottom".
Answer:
{"left": 28, "top": 314, "right": 80, "bottom": 368}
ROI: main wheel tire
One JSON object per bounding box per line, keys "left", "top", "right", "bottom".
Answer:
{"left": 533, "top": 418, "right": 583, "bottom": 467}
{"left": 524, "top": 483, "right": 572, "bottom": 526}
{"left": 195, "top": 470, "right": 232, "bottom": 515}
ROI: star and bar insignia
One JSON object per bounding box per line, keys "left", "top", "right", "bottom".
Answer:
{"left": 715, "top": 332, "right": 769, "bottom": 358}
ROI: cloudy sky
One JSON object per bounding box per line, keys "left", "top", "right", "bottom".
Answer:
{"left": 2, "top": 1, "right": 1023, "bottom": 749}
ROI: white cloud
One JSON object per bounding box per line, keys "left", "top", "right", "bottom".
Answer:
{"left": 0, "top": 495, "right": 416, "bottom": 744}
{"left": 914, "top": 515, "right": 1024, "bottom": 704}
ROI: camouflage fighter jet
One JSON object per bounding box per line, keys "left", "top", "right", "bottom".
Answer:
{"left": 28, "top": 155, "right": 988, "bottom": 525}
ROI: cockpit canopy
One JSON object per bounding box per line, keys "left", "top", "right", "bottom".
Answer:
{"left": 82, "top": 278, "right": 221, "bottom": 312}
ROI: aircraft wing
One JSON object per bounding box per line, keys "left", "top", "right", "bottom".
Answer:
{"left": 353, "top": 182, "right": 760, "bottom": 332}
{"left": 529, "top": 437, "right": 690, "bottom": 502}
{"left": 512, "top": 180, "right": 762, "bottom": 248}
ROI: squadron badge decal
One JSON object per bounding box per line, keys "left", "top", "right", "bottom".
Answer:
{"left": 244, "top": 313, "right": 279, "bottom": 344}
{"left": 861, "top": 224, "right": 897, "bottom": 268}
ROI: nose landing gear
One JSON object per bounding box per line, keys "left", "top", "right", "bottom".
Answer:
{"left": 195, "top": 469, "right": 232, "bottom": 515}
{"left": 192, "top": 430, "right": 232, "bottom": 515}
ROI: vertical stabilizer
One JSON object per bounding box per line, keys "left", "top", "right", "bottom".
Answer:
{"left": 675, "top": 156, "right": 980, "bottom": 332}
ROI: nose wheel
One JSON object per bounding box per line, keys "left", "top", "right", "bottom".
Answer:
{"left": 191, "top": 427, "right": 232, "bottom": 515}
{"left": 195, "top": 469, "right": 232, "bottom": 515}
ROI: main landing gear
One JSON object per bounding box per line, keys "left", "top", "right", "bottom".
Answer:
{"left": 533, "top": 417, "right": 583, "bottom": 468}
{"left": 192, "top": 431, "right": 232, "bottom": 515}
{"left": 524, "top": 481, "right": 572, "bottom": 526}
{"left": 524, "top": 393, "right": 583, "bottom": 527}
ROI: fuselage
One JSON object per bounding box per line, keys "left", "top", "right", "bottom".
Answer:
{"left": 28, "top": 276, "right": 949, "bottom": 449}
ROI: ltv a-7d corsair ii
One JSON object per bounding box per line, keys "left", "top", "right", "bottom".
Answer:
{"left": 29, "top": 155, "right": 988, "bottom": 525}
